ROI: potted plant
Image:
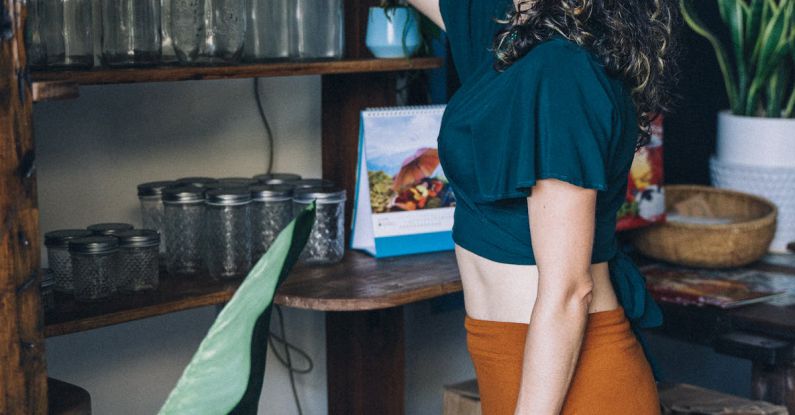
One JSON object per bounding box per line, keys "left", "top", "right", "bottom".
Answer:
{"left": 366, "top": 0, "right": 423, "bottom": 58}
{"left": 680, "top": 0, "right": 795, "bottom": 252}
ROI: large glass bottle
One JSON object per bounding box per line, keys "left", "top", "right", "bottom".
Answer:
{"left": 170, "top": 0, "right": 204, "bottom": 63}
{"left": 200, "top": 0, "right": 246, "bottom": 63}
{"left": 291, "top": 0, "right": 344, "bottom": 60}
{"left": 243, "top": 0, "right": 291, "bottom": 62}
{"left": 30, "top": 0, "right": 93, "bottom": 68}
{"left": 101, "top": 0, "right": 162, "bottom": 66}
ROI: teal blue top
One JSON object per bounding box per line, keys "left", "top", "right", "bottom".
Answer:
{"left": 437, "top": 0, "right": 665, "bottom": 380}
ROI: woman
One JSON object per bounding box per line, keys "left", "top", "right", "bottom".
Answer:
{"left": 406, "top": 0, "right": 678, "bottom": 413}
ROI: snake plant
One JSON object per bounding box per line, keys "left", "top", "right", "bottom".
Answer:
{"left": 680, "top": 0, "right": 795, "bottom": 117}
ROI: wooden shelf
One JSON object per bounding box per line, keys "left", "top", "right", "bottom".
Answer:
{"left": 44, "top": 249, "right": 462, "bottom": 337}
{"left": 31, "top": 57, "right": 443, "bottom": 86}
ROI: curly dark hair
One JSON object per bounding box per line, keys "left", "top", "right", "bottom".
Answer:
{"left": 492, "top": 0, "right": 680, "bottom": 147}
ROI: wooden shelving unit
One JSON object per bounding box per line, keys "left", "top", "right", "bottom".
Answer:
{"left": 1, "top": 0, "right": 447, "bottom": 413}
{"left": 45, "top": 250, "right": 462, "bottom": 338}
{"left": 31, "top": 57, "right": 443, "bottom": 86}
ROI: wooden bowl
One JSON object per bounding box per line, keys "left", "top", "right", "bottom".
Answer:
{"left": 630, "top": 185, "right": 777, "bottom": 268}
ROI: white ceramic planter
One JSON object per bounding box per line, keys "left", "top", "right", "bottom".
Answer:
{"left": 710, "top": 157, "right": 795, "bottom": 253}
{"left": 716, "top": 110, "right": 795, "bottom": 167}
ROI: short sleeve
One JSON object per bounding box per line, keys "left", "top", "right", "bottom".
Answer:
{"left": 439, "top": 0, "right": 510, "bottom": 83}
{"left": 467, "top": 39, "right": 619, "bottom": 202}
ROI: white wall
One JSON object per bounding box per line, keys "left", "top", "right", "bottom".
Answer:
{"left": 35, "top": 76, "right": 475, "bottom": 415}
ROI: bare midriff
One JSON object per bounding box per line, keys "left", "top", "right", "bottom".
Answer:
{"left": 455, "top": 243, "right": 621, "bottom": 324}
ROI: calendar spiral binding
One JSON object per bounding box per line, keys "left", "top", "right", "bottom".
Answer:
{"left": 362, "top": 104, "right": 446, "bottom": 117}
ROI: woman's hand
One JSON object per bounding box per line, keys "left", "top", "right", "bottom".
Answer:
{"left": 406, "top": 0, "right": 445, "bottom": 31}
{"left": 514, "top": 178, "right": 597, "bottom": 414}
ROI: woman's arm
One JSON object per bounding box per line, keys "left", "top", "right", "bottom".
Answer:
{"left": 514, "top": 178, "right": 597, "bottom": 414}
{"left": 406, "top": 0, "right": 445, "bottom": 31}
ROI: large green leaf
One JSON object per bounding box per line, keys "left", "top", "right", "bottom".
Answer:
{"left": 747, "top": 0, "right": 793, "bottom": 114}
{"left": 158, "top": 201, "right": 317, "bottom": 415}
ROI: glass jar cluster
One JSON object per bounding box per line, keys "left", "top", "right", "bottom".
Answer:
{"left": 26, "top": 0, "right": 345, "bottom": 69}
{"left": 139, "top": 173, "right": 346, "bottom": 282}
{"left": 44, "top": 223, "right": 160, "bottom": 303}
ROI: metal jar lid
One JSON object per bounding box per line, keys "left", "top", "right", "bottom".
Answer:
{"left": 68, "top": 236, "right": 119, "bottom": 254}
{"left": 254, "top": 173, "right": 302, "bottom": 185}
{"left": 137, "top": 180, "right": 175, "bottom": 197}
{"left": 293, "top": 186, "right": 346, "bottom": 204}
{"left": 292, "top": 178, "right": 336, "bottom": 189}
{"left": 217, "top": 177, "right": 259, "bottom": 188}
{"left": 174, "top": 177, "right": 218, "bottom": 187}
{"left": 162, "top": 186, "right": 206, "bottom": 204}
{"left": 114, "top": 229, "right": 161, "bottom": 248}
{"left": 87, "top": 222, "right": 134, "bottom": 236}
{"left": 250, "top": 184, "right": 294, "bottom": 201}
{"left": 205, "top": 188, "right": 252, "bottom": 206}
{"left": 44, "top": 229, "right": 93, "bottom": 248}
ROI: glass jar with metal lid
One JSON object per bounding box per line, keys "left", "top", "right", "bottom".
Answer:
{"left": 137, "top": 180, "right": 174, "bottom": 258}
{"left": 250, "top": 184, "right": 294, "bottom": 260}
{"left": 163, "top": 186, "right": 206, "bottom": 275}
{"left": 87, "top": 222, "right": 134, "bottom": 236}
{"left": 293, "top": 186, "right": 346, "bottom": 264}
{"left": 217, "top": 177, "right": 259, "bottom": 188}
{"left": 69, "top": 236, "right": 119, "bottom": 302}
{"left": 116, "top": 229, "right": 160, "bottom": 292}
{"left": 44, "top": 229, "right": 93, "bottom": 293}
{"left": 174, "top": 177, "right": 219, "bottom": 188}
{"left": 205, "top": 188, "right": 252, "bottom": 279}
{"left": 40, "top": 270, "right": 56, "bottom": 313}
{"left": 253, "top": 172, "right": 301, "bottom": 185}
{"left": 292, "top": 178, "right": 335, "bottom": 189}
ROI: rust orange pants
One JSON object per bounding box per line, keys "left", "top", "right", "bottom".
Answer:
{"left": 464, "top": 306, "right": 660, "bottom": 415}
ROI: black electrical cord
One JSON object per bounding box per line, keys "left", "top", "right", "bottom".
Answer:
{"left": 252, "top": 77, "right": 313, "bottom": 414}
{"left": 270, "top": 304, "right": 308, "bottom": 415}
{"left": 254, "top": 77, "right": 275, "bottom": 174}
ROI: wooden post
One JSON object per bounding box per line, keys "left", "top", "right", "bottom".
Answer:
{"left": 0, "top": 0, "right": 47, "bottom": 413}
{"left": 752, "top": 363, "right": 795, "bottom": 414}
{"left": 326, "top": 308, "right": 405, "bottom": 415}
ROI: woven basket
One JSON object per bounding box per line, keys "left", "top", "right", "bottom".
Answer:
{"left": 630, "top": 185, "right": 777, "bottom": 268}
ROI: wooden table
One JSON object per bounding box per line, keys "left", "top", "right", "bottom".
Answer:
{"left": 642, "top": 256, "right": 795, "bottom": 413}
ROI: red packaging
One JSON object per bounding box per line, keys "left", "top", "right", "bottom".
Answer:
{"left": 616, "top": 115, "right": 666, "bottom": 231}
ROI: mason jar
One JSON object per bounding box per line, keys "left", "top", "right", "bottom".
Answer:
{"left": 200, "top": 0, "right": 247, "bottom": 63}
{"left": 205, "top": 188, "right": 252, "bottom": 279}
{"left": 163, "top": 186, "right": 206, "bottom": 275}
{"left": 253, "top": 172, "right": 301, "bottom": 185}
{"left": 40, "top": 270, "right": 56, "bottom": 313}
{"left": 137, "top": 180, "right": 173, "bottom": 258}
{"left": 36, "top": 0, "right": 94, "bottom": 68}
{"left": 101, "top": 0, "right": 162, "bottom": 66}
{"left": 250, "top": 184, "right": 294, "bottom": 261}
{"left": 44, "top": 229, "right": 92, "bottom": 293}
{"left": 174, "top": 176, "right": 218, "bottom": 188}
{"left": 217, "top": 177, "right": 259, "bottom": 188}
{"left": 292, "top": 178, "right": 335, "bottom": 189}
{"left": 116, "top": 229, "right": 161, "bottom": 292}
{"left": 87, "top": 222, "right": 134, "bottom": 236}
{"left": 25, "top": 0, "right": 48, "bottom": 69}
{"left": 243, "top": 0, "right": 291, "bottom": 61}
{"left": 293, "top": 186, "right": 346, "bottom": 264}
{"left": 69, "top": 236, "right": 119, "bottom": 302}
{"left": 291, "top": 0, "right": 344, "bottom": 59}
{"left": 169, "top": 0, "right": 204, "bottom": 63}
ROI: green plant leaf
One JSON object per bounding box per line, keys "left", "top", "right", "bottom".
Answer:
{"left": 680, "top": 0, "right": 739, "bottom": 111}
{"left": 158, "top": 202, "right": 316, "bottom": 415}
{"left": 747, "top": 0, "right": 792, "bottom": 114}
